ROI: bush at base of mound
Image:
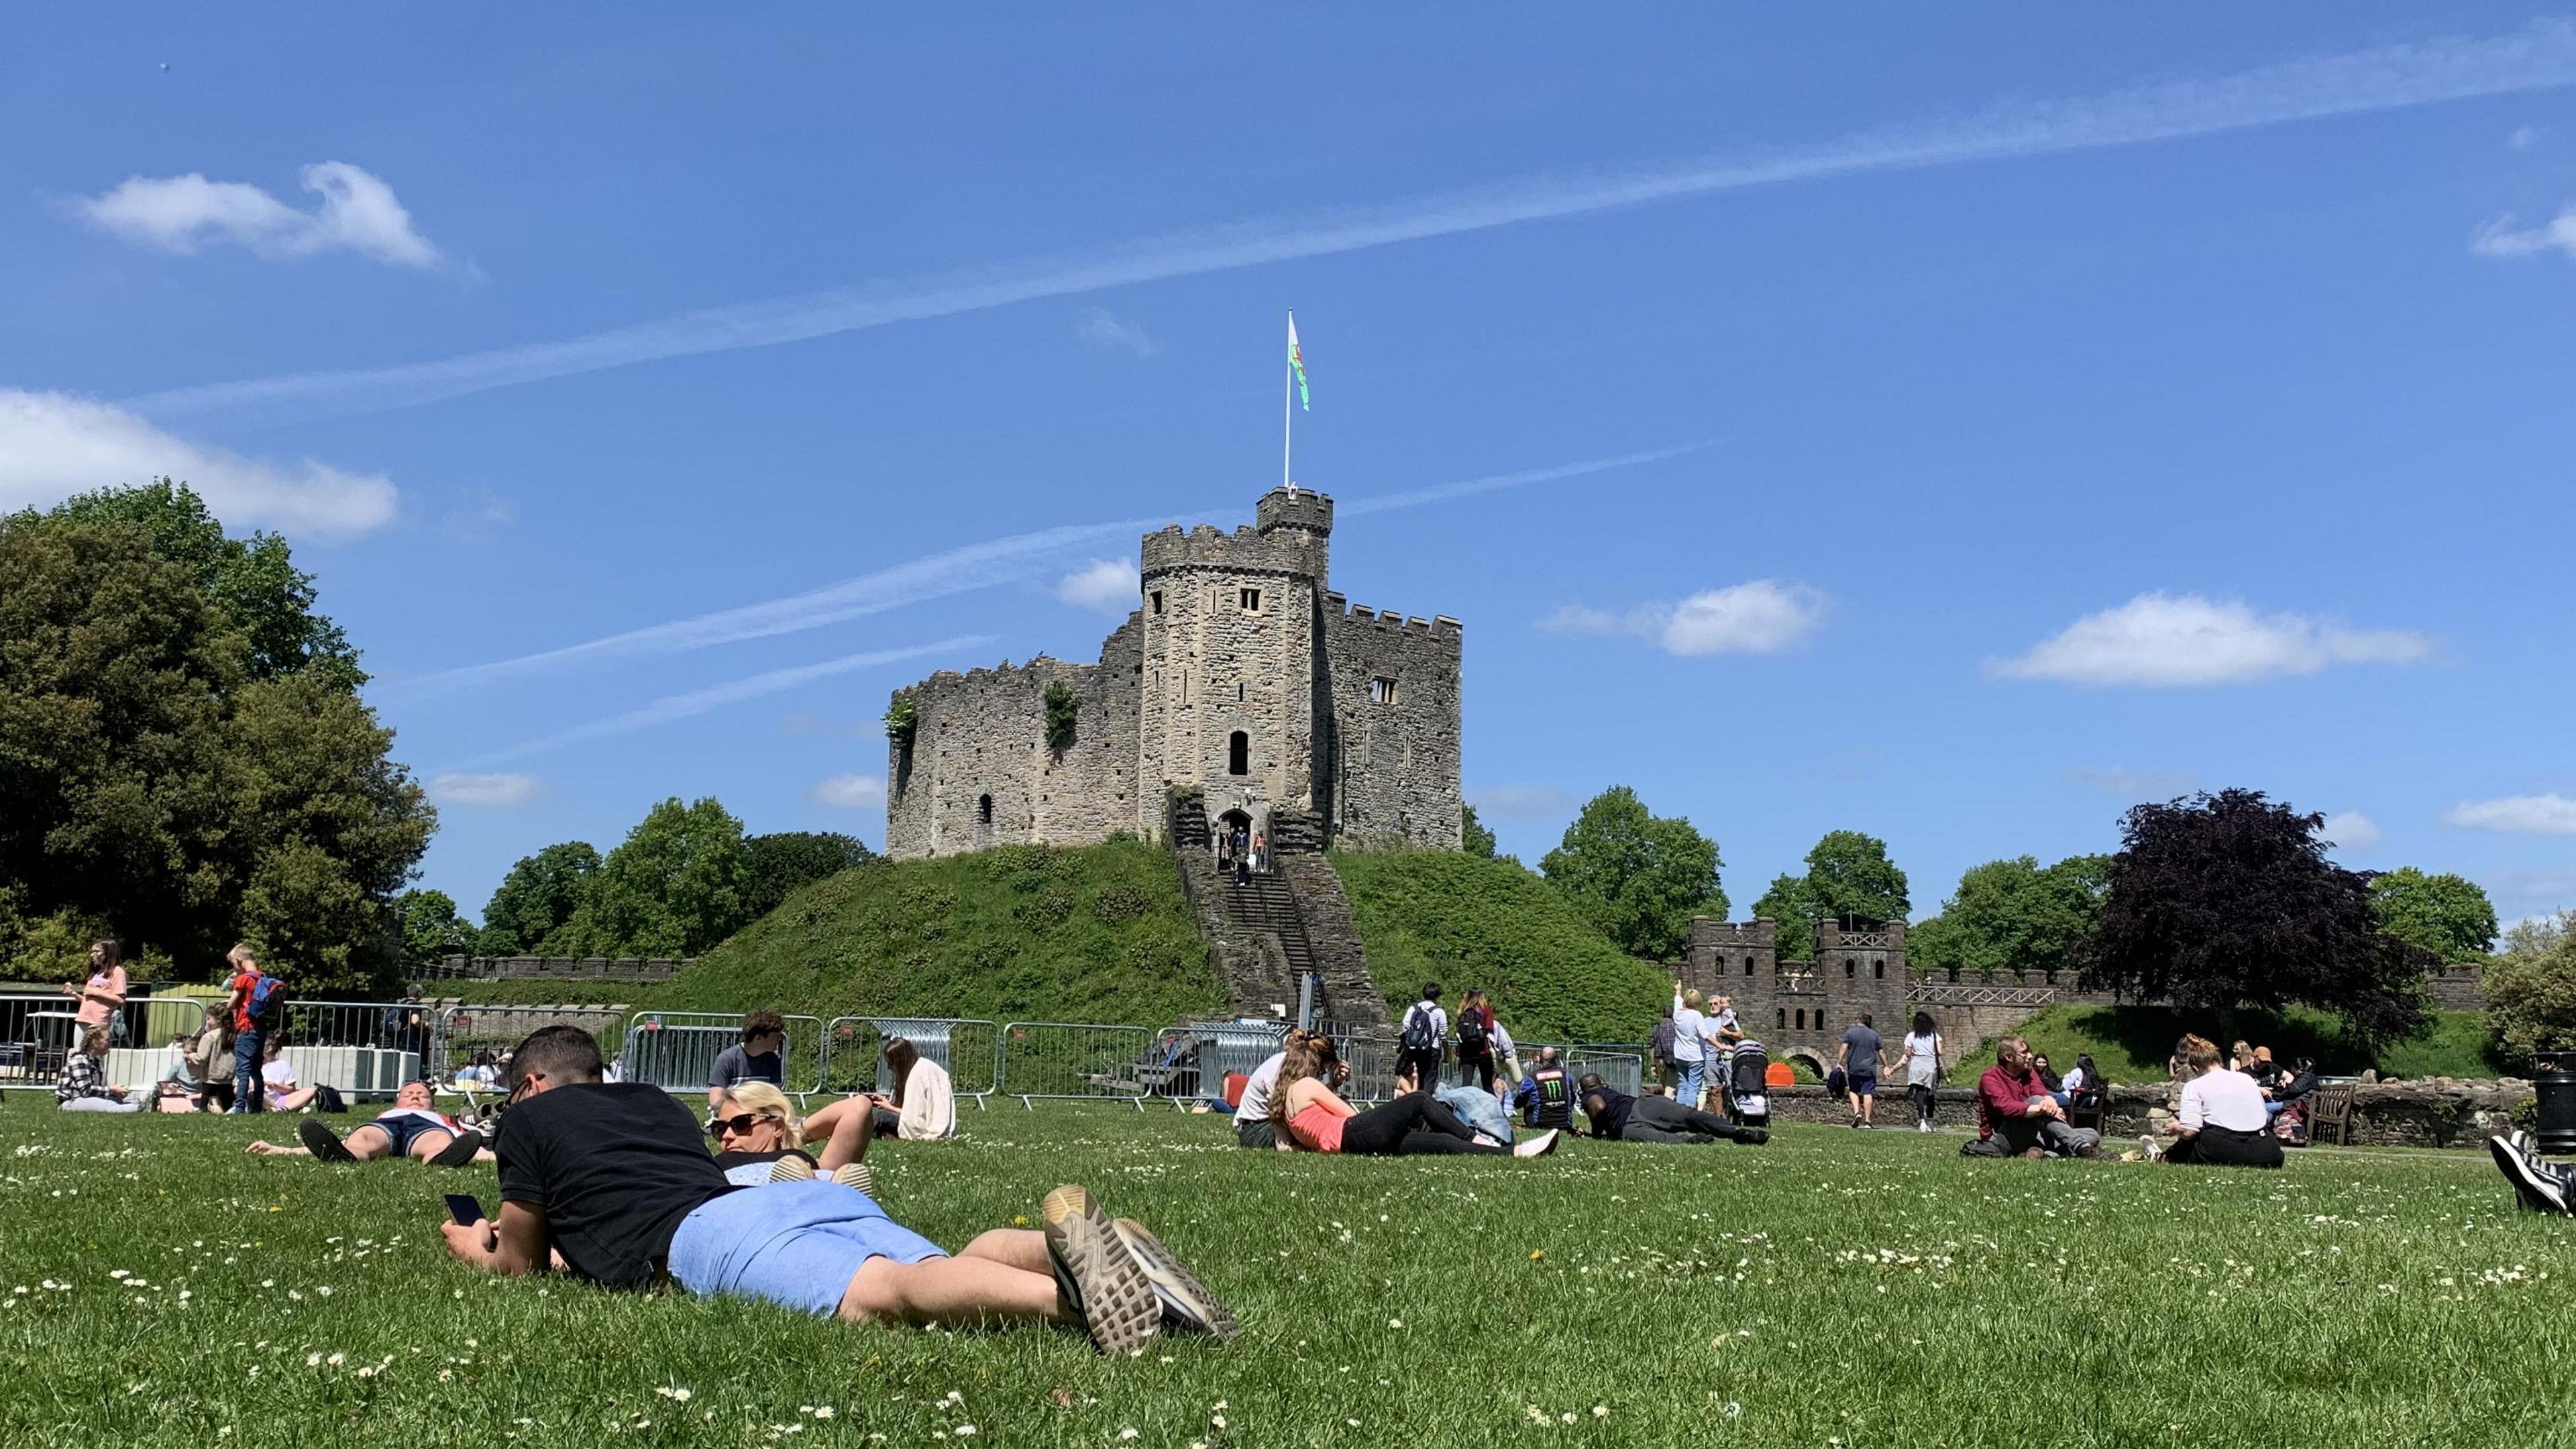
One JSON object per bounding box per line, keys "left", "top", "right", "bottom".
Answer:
{"left": 1943, "top": 1002, "right": 2503, "bottom": 1084}
{"left": 1331, "top": 850, "right": 1668, "bottom": 1042}
{"left": 602, "top": 839, "right": 1224, "bottom": 1026}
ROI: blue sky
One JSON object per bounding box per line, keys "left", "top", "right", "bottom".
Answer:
{"left": 8, "top": 9, "right": 2576, "bottom": 936}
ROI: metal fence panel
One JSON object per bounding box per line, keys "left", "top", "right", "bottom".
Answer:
{"left": 622, "top": 1012, "right": 827, "bottom": 1099}
{"left": 431, "top": 1003, "right": 630, "bottom": 1096}
{"left": 0, "top": 994, "right": 214, "bottom": 1094}
{"left": 997, "top": 1021, "right": 1187, "bottom": 1108}
{"left": 822, "top": 1017, "right": 1000, "bottom": 1103}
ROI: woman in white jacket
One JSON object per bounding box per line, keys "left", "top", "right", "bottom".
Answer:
{"left": 804, "top": 1036, "right": 957, "bottom": 1146}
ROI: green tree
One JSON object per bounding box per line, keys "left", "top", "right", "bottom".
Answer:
{"left": 1752, "top": 830, "right": 1911, "bottom": 963}
{"left": 1460, "top": 804, "right": 1497, "bottom": 859}
{"left": 34, "top": 478, "right": 364, "bottom": 690}
{"left": 743, "top": 830, "right": 875, "bottom": 920}
{"left": 477, "top": 842, "right": 604, "bottom": 955}
{"left": 395, "top": 888, "right": 472, "bottom": 963}
{"left": 0, "top": 513, "right": 431, "bottom": 994}
{"left": 2368, "top": 867, "right": 2498, "bottom": 961}
{"left": 1907, "top": 854, "right": 2108, "bottom": 978}
{"left": 545, "top": 797, "right": 752, "bottom": 957}
{"left": 1538, "top": 786, "right": 1726, "bottom": 961}
{"left": 2486, "top": 908, "right": 2576, "bottom": 1067}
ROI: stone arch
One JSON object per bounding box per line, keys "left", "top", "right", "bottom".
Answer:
{"left": 1783, "top": 1047, "right": 1831, "bottom": 1081}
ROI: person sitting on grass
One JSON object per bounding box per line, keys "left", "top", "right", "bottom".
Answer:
{"left": 439, "top": 1024, "right": 1236, "bottom": 1352}
{"left": 258, "top": 1036, "right": 320, "bottom": 1114}
{"left": 2142, "top": 1035, "right": 2283, "bottom": 1168}
{"left": 1272, "top": 1032, "right": 1560, "bottom": 1157}
{"left": 56, "top": 1025, "right": 142, "bottom": 1113}
{"left": 1576, "top": 1072, "right": 1767, "bottom": 1146}
{"left": 1974, "top": 1037, "right": 2100, "bottom": 1159}
{"left": 708, "top": 1010, "right": 789, "bottom": 1112}
{"left": 798, "top": 1036, "right": 959, "bottom": 1149}
{"left": 247, "top": 1081, "right": 492, "bottom": 1166}
{"left": 1511, "top": 1047, "right": 1580, "bottom": 1132}
{"left": 710, "top": 1081, "right": 875, "bottom": 1191}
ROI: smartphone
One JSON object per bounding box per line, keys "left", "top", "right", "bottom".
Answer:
{"left": 444, "top": 1193, "right": 486, "bottom": 1227}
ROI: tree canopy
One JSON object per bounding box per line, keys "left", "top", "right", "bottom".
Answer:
{"left": 2367, "top": 867, "right": 2498, "bottom": 962}
{"left": 2484, "top": 909, "right": 2576, "bottom": 1067}
{"left": 544, "top": 797, "right": 751, "bottom": 958}
{"left": 1460, "top": 804, "right": 1497, "bottom": 860}
{"left": 1906, "top": 853, "right": 2108, "bottom": 979}
{"left": 2076, "top": 789, "right": 2427, "bottom": 1046}
{"left": 395, "top": 888, "right": 472, "bottom": 963}
{"left": 476, "top": 841, "right": 602, "bottom": 955}
{"left": 0, "top": 490, "right": 430, "bottom": 993}
{"left": 1538, "top": 786, "right": 1725, "bottom": 961}
{"left": 1752, "top": 829, "right": 1911, "bottom": 964}
{"left": 743, "top": 830, "right": 876, "bottom": 920}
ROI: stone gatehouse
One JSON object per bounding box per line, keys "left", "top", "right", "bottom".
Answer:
{"left": 883, "top": 486, "right": 1464, "bottom": 859}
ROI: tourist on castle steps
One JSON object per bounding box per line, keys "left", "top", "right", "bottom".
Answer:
{"left": 2141, "top": 1035, "right": 2282, "bottom": 1168}
{"left": 1972, "top": 1037, "right": 2100, "bottom": 1158}
{"left": 1900, "top": 1012, "right": 1944, "bottom": 1132}
{"left": 441, "top": 1025, "right": 1233, "bottom": 1352}
{"left": 1512, "top": 1047, "right": 1578, "bottom": 1130}
{"left": 1839, "top": 1014, "right": 1888, "bottom": 1129}
{"left": 1395, "top": 983, "right": 1448, "bottom": 1094}
{"left": 1577, "top": 1072, "right": 1766, "bottom": 1146}
{"left": 1272, "top": 1031, "right": 1558, "bottom": 1157}
{"left": 1668, "top": 983, "right": 1710, "bottom": 1110}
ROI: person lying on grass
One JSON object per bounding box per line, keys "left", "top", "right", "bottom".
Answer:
{"left": 1271, "top": 1030, "right": 1561, "bottom": 1157}
{"left": 2139, "top": 1035, "right": 2282, "bottom": 1168}
{"left": 1974, "top": 1037, "right": 2101, "bottom": 1159}
{"left": 711, "top": 1081, "right": 874, "bottom": 1191}
{"left": 438, "top": 1024, "right": 1235, "bottom": 1353}
{"left": 1576, "top": 1073, "right": 1767, "bottom": 1146}
{"left": 248, "top": 1081, "right": 493, "bottom": 1167}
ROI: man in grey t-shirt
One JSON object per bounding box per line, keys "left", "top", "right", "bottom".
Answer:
{"left": 1839, "top": 1014, "right": 1886, "bottom": 1130}
{"left": 706, "top": 1009, "right": 787, "bottom": 1111}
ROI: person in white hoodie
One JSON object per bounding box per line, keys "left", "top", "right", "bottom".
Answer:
{"left": 1669, "top": 983, "right": 1708, "bottom": 1108}
{"left": 802, "top": 1036, "right": 958, "bottom": 1146}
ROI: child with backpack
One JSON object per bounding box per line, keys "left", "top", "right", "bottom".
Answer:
{"left": 224, "top": 944, "right": 288, "bottom": 1115}
{"left": 1395, "top": 983, "right": 1447, "bottom": 1095}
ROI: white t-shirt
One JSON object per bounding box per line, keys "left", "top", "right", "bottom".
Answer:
{"left": 1901, "top": 1031, "right": 1941, "bottom": 1086}
{"left": 1237, "top": 1052, "right": 1285, "bottom": 1120}
{"left": 1670, "top": 996, "right": 1706, "bottom": 1062}
{"left": 1700, "top": 1008, "right": 1737, "bottom": 1055}
{"left": 262, "top": 1058, "right": 298, "bottom": 1106}
{"left": 2178, "top": 1069, "right": 2268, "bottom": 1134}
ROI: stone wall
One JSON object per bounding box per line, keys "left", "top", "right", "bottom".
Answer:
{"left": 421, "top": 955, "right": 686, "bottom": 982}
{"left": 2423, "top": 962, "right": 2487, "bottom": 1012}
{"left": 1320, "top": 597, "right": 1463, "bottom": 850}
{"left": 883, "top": 625, "right": 1144, "bottom": 858}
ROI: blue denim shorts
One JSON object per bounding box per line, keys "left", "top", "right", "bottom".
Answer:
{"left": 667, "top": 1180, "right": 947, "bottom": 1317}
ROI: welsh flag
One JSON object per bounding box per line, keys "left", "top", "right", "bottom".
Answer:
{"left": 1288, "top": 314, "right": 1310, "bottom": 411}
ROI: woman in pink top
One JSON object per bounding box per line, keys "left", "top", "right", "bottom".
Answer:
{"left": 1273, "top": 1034, "right": 1558, "bottom": 1158}
{"left": 65, "top": 939, "right": 129, "bottom": 1043}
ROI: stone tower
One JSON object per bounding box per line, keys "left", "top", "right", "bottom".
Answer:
{"left": 882, "top": 486, "right": 1462, "bottom": 857}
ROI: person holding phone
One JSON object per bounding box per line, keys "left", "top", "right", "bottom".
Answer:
{"left": 441, "top": 1025, "right": 1234, "bottom": 1352}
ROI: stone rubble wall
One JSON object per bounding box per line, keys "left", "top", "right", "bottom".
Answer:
{"left": 421, "top": 955, "right": 686, "bottom": 982}
{"left": 1320, "top": 596, "right": 1462, "bottom": 850}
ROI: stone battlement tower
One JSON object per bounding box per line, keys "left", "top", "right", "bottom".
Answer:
{"left": 884, "top": 487, "right": 1462, "bottom": 858}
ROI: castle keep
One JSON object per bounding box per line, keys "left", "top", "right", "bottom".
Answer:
{"left": 884, "top": 486, "right": 1463, "bottom": 861}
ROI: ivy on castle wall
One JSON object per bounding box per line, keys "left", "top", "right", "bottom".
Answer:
{"left": 1043, "top": 680, "right": 1077, "bottom": 752}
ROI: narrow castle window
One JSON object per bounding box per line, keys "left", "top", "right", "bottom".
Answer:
{"left": 1150, "top": 590, "right": 1163, "bottom": 615}
{"left": 1794, "top": 1009, "right": 1805, "bottom": 1031}
{"left": 1744, "top": 957, "right": 1755, "bottom": 977}
{"left": 1368, "top": 676, "right": 1398, "bottom": 704}
{"left": 1240, "top": 587, "right": 1261, "bottom": 611}
{"left": 1776, "top": 1008, "right": 1787, "bottom": 1030}
{"left": 976, "top": 794, "right": 993, "bottom": 825}
{"left": 1227, "top": 731, "right": 1248, "bottom": 776}
{"left": 1845, "top": 959, "right": 1856, "bottom": 978}
{"left": 1236, "top": 682, "right": 1244, "bottom": 702}
{"left": 1874, "top": 959, "right": 1885, "bottom": 979}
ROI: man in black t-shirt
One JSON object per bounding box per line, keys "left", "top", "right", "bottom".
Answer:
{"left": 441, "top": 1025, "right": 1233, "bottom": 1352}
{"left": 1578, "top": 1073, "right": 1767, "bottom": 1146}
{"left": 708, "top": 1010, "right": 788, "bottom": 1112}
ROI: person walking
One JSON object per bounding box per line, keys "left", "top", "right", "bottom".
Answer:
{"left": 1838, "top": 1013, "right": 1886, "bottom": 1128}
{"left": 1395, "top": 983, "right": 1448, "bottom": 1094}
{"left": 1668, "top": 984, "right": 1708, "bottom": 1108}
{"left": 1900, "top": 1012, "right": 1943, "bottom": 1131}
{"left": 1454, "top": 989, "right": 1499, "bottom": 1095}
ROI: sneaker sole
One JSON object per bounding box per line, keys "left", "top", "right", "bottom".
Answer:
{"left": 2491, "top": 1136, "right": 2567, "bottom": 1214}
{"left": 298, "top": 1118, "right": 357, "bottom": 1164}
{"left": 830, "top": 1163, "right": 875, "bottom": 1197}
{"left": 767, "top": 1157, "right": 816, "bottom": 1184}
{"left": 426, "top": 1130, "right": 484, "bottom": 1169}
{"left": 1112, "top": 1219, "right": 1239, "bottom": 1339}
{"left": 1041, "top": 1185, "right": 1160, "bottom": 1356}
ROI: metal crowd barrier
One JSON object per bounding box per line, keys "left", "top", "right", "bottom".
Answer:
{"left": 997, "top": 1021, "right": 1185, "bottom": 1110}
{"left": 1193, "top": 1018, "right": 1289, "bottom": 1096}
{"left": 822, "top": 1016, "right": 1000, "bottom": 1108}
{"left": 257, "top": 1000, "right": 437, "bottom": 1102}
{"left": 623, "top": 1011, "right": 827, "bottom": 1101}
{"left": 0, "top": 994, "right": 213, "bottom": 1094}
{"left": 431, "top": 1003, "right": 629, "bottom": 1104}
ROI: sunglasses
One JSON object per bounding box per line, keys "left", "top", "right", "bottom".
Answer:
{"left": 706, "top": 1113, "right": 772, "bottom": 1138}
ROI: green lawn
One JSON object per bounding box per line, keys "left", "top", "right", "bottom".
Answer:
{"left": 3, "top": 1104, "right": 2569, "bottom": 1448}
{"left": 1947, "top": 1004, "right": 2504, "bottom": 1085}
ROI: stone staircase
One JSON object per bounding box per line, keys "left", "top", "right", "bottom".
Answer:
{"left": 1165, "top": 790, "right": 1386, "bottom": 1028}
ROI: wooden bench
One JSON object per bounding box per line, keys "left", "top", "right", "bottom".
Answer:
{"left": 2308, "top": 1083, "right": 2357, "bottom": 1145}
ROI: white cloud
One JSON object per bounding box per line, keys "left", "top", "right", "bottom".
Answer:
{"left": 810, "top": 775, "right": 888, "bottom": 810}
{"left": 2511, "top": 123, "right": 2543, "bottom": 148}
{"left": 1543, "top": 580, "right": 1826, "bottom": 657}
{"left": 128, "top": 21, "right": 2576, "bottom": 423}
{"left": 1988, "top": 593, "right": 2428, "bottom": 686}
{"left": 2068, "top": 765, "right": 2199, "bottom": 799}
{"left": 1466, "top": 786, "right": 1576, "bottom": 820}
{"left": 0, "top": 388, "right": 396, "bottom": 538}
{"left": 1074, "top": 307, "right": 1155, "bottom": 358}
{"left": 58, "top": 161, "right": 443, "bottom": 268}
{"left": 2471, "top": 205, "right": 2576, "bottom": 260}
{"left": 2320, "top": 810, "right": 2383, "bottom": 850}
{"left": 427, "top": 772, "right": 543, "bottom": 809}
{"left": 2443, "top": 793, "right": 2576, "bottom": 834}
{"left": 1052, "top": 558, "right": 1139, "bottom": 614}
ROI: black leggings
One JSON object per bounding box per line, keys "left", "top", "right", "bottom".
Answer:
{"left": 2165, "top": 1124, "right": 2284, "bottom": 1168}
{"left": 1625, "top": 1095, "right": 1763, "bottom": 1144}
{"left": 1909, "top": 1084, "right": 1936, "bottom": 1127}
{"left": 1457, "top": 1047, "right": 1495, "bottom": 1093}
{"left": 1340, "top": 1091, "right": 1507, "bottom": 1156}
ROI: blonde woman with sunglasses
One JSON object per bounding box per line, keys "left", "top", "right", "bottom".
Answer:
{"left": 711, "top": 1081, "right": 875, "bottom": 1191}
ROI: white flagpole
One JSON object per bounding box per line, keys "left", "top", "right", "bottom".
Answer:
{"left": 1282, "top": 309, "right": 1295, "bottom": 494}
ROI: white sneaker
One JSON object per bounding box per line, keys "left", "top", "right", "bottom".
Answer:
{"left": 1513, "top": 1128, "right": 1562, "bottom": 1158}
{"left": 2137, "top": 1134, "right": 2163, "bottom": 1163}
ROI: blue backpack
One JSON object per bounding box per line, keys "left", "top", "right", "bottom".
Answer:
{"left": 245, "top": 973, "right": 289, "bottom": 1029}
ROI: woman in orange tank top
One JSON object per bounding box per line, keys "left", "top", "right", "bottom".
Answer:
{"left": 1271, "top": 1034, "right": 1559, "bottom": 1158}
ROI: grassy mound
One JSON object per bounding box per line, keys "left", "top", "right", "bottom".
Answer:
{"left": 590, "top": 839, "right": 1223, "bottom": 1027}
{"left": 1945, "top": 1002, "right": 2502, "bottom": 1083}
{"left": 1330, "top": 850, "right": 1666, "bottom": 1041}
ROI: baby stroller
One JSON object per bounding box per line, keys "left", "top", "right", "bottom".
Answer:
{"left": 1722, "top": 1036, "right": 1771, "bottom": 1129}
